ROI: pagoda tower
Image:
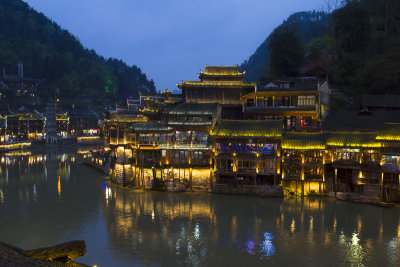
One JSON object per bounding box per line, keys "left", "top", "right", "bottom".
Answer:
{"left": 177, "top": 65, "right": 255, "bottom": 119}
{"left": 45, "top": 99, "right": 57, "bottom": 145}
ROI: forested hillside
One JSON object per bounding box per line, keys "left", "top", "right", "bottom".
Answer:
{"left": 240, "top": 0, "right": 400, "bottom": 99}
{"left": 239, "top": 11, "right": 330, "bottom": 82}
{"left": 0, "top": 0, "right": 156, "bottom": 108}
{"left": 329, "top": 0, "right": 400, "bottom": 97}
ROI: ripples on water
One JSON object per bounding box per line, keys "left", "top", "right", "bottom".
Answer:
{"left": 0, "top": 150, "right": 400, "bottom": 266}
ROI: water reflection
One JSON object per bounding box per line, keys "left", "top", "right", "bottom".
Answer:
{"left": 101, "top": 183, "right": 400, "bottom": 266}
{"left": 1, "top": 151, "right": 400, "bottom": 266}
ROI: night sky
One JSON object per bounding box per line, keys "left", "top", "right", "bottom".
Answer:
{"left": 25, "top": 0, "right": 326, "bottom": 92}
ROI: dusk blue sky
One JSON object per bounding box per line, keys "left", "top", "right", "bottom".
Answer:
{"left": 25, "top": 0, "right": 325, "bottom": 92}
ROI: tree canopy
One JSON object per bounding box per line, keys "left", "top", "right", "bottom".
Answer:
{"left": 0, "top": 0, "right": 156, "bottom": 109}
{"left": 268, "top": 25, "right": 304, "bottom": 77}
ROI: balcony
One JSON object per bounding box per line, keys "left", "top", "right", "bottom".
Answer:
{"left": 257, "top": 168, "right": 276, "bottom": 174}
{"left": 283, "top": 173, "right": 301, "bottom": 180}
{"left": 237, "top": 167, "right": 256, "bottom": 174}
{"left": 283, "top": 157, "right": 302, "bottom": 164}
{"left": 245, "top": 105, "right": 316, "bottom": 113}
{"left": 304, "top": 174, "right": 323, "bottom": 180}
{"left": 382, "top": 163, "right": 399, "bottom": 173}
{"left": 216, "top": 149, "right": 276, "bottom": 157}
{"left": 216, "top": 168, "right": 234, "bottom": 173}
{"left": 191, "top": 158, "right": 209, "bottom": 165}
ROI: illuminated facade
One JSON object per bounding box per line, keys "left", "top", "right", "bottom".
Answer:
{"left": 242, "top": 78, "right": 330, "bottom": 131}
{"left": 177, "top": 65, "right": 255, "bottom": 119}
{"left": 211, "top": 120, "right": 283, "bottom": 192}
{"left": 101, "top": 65, "right": 400, "bottom": 202}
{"left": 105, "top": 100, "right": 219, "bottom": 190}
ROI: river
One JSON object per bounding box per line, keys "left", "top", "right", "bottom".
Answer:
{"left": 0, "top": 150, "right": 399, "bottom": 266}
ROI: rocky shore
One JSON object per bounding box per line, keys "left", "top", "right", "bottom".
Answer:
{"left": 0, "top": 240, "right": 89, "bottom": 266}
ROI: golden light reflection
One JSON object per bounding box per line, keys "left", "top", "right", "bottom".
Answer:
{"left": 397, "top": 224, "right": 400, "bottom": 240}
{"left": 231, "top": 216, "right": 237, "bottom": 241}
{"left": 290, "top": 219, "right": 295, "bottom": 233}
{"left": 333, "top": 217, "right": 337, "bottom": 232}
{"left": 57, "top": 176, "right": 61, "bottom": 197}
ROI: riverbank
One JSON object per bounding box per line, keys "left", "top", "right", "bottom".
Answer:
{"left": 0, "top": 137, "right": 102, "bottom": 154}
{"left": 102, "top": 175, "right": 400, "bottom": 208}
{"left": 83, "top": 154, "right": 400, "bottom": 206}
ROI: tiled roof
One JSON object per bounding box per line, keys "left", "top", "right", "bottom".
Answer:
{"left": 257, "top": 78, "right": 319, "bottom": 92}
{"left": 130, "top": 123, "right": 172, "bottom": 133}
{"left": 203, "top": 65, "right": 242, "bottom": 75}
{"left": 376, "top": 123, "right": 400, "bottom": 141}
{"left": 245, "top": 106, "right": 316, "bottom": 113}
{"left": 177, "top": 81, "right": 255, "bottom": 88}
{"left": 210, "top": 119, "right": 283, "bottom": 138}
{"left": 167, "top": 103, "right": 218, "bottom": 116}
{"left": 326, "top": 132, "right": 380, "bottom": 148}
{"left": 168, "top": 121, "right": 212, "bottom": 126}
{"left": 282, "top": 132, "right": 326, "bottom": 150}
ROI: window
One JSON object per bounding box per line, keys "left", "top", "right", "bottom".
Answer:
{"left": 247, "top": 99, "right": 255, "bottom": 107}
{"left": 275, "top": 96, "right": 283, "bottom": 106}
{"left": 267, "top": 96, "right": 273, "bottom": 106}
{"left": 279, "top": 83, "right": 290, "bottom": 88}
{"left": 298, "top": 96, "right": 316, "bottom": 106}
{"left": 139, "top": 134, "right": 153, "bottom": 144}
{"left": 110, "top": 128, "right": 117, "bottom": 138}
{"left": 283, "top": 96, "right": 290, "bottom": 106}
{"left": 301, "top": 117, "right": 312, "bottom": 126}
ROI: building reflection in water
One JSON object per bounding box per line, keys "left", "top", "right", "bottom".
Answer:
{"left": 0, "top": 150, "right": 99, "bottom": 251}
{"left": 101, "top": 185, "right": 400, "bottom": 266}
{"left": 2, "top": 151, "right": 400, "bottom": 266}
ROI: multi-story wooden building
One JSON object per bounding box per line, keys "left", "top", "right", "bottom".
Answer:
{"left": 177, "top": 65, "right": 255, "bottom": 119}
{"left": 68, "top": 110, "right": 99, "bottom": 136}
{"left": 376, "top": 123, "right": 400, "bottom": 201}
{"left": 210, "top": 120, "right": 283, "bottom": 193}
{"left": 281, "top": 132, "right": 327, "bottom": 195}
{"left": 108, "top": 102, "right": 219, "bottom": 191}
{"left": 242, "top": 77, "right": 330, "bottom": 131}
{"left": 6, "top": 112, "right": 44, "bottom": 140}
{"left": 100, "top": 65, "right": 400, "bottom": 202}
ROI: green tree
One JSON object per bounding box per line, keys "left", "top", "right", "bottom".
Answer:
{"left": 268, "top": 25, "right": 304, "bottom": 77}
{"left": 333, "top": 0, "right": 371, "bottom": 58}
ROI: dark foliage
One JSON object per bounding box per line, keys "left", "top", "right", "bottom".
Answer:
{"left": 0, "top": 0, "right": 156, "bottom": 109}
{"left": 331, "top": 0, "right": 400, "bottom": 97}
{"left": 239, "top": 11, "right": 330, "bottom": 82}
{"left": 268, "top": 25, "right": 304, "bottom": 77}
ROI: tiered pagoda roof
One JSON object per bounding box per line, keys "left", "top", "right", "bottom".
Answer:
{"left": 167, "top": 102, "right": 218, "bottom": 116}
{"left": 198, "top": 65, "right": 245, "bottom": 81}
{"left": 281, "top": 131, "right": 382, "bottom": 150}
{"left": 210, "top": 119, "right": 283, "bottom": 138}
{"left": 326, "top": 132, "right": 380, "bottom": 148}
{"left": 282, "top": 132, "right": 326, "bottom": 150}
{"left": 177, "top": 65, "right": 255, "bottom": 89}
{"left": 376, "top": 123, "right": 400, "bottom": 142}
{"left": 129, "top": 123, "right": 172, "bottom": 133}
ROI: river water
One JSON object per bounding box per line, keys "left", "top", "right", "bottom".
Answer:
{"left": 0, "top": 150, "right": 400, "bottom": 266}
